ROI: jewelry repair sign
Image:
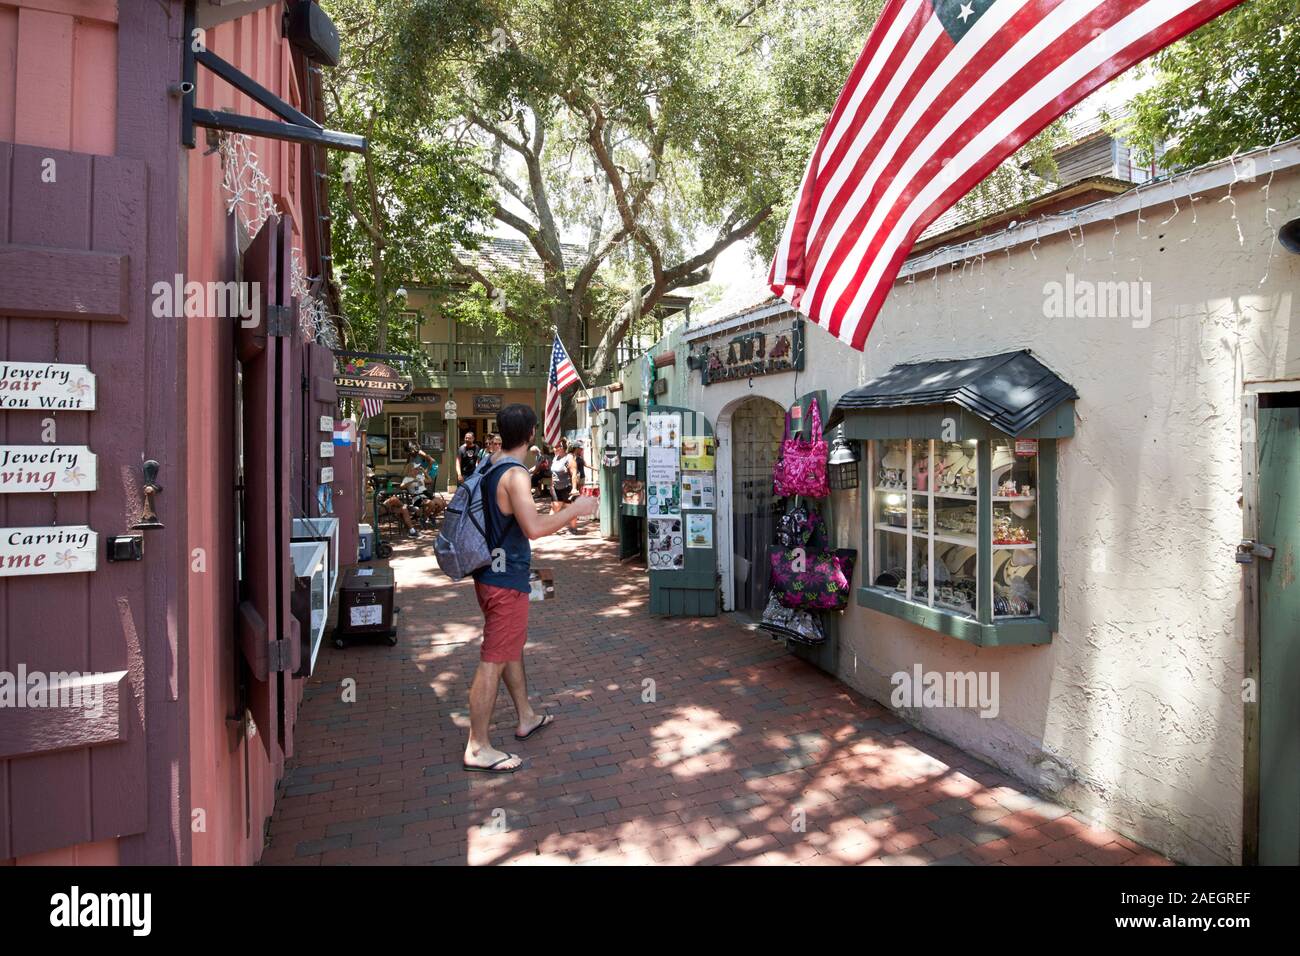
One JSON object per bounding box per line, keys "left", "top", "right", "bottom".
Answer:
{"left": 0, "top": 361, "right": 96, "bottom": 410}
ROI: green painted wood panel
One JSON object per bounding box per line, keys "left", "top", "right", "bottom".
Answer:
{"left": 646, "top": 404, "right": 719, "bottom": 617}
{"left": 1259, "top": 404, "right": 1300, "bottom": 865}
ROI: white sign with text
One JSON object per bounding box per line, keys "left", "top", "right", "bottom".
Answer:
{"left": 0, "top": 445, "right": 98, "bottom": 493}
{"left": 0, "top": 525, "right": 98, "bottom": 577}
{"left": 0, "top": 362, "right": 96, "bottom": 411}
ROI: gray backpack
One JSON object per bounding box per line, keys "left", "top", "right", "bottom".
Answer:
{"left": 434, "top": 457, "right": 522, "bottom": 579}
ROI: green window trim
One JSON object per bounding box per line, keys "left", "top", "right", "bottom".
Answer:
{"left": 851, "top": 409, "right": 1061, "bottom": 648}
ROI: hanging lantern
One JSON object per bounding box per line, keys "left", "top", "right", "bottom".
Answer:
{"left": 827, "top": 424, "right": 861, "bottom": 490}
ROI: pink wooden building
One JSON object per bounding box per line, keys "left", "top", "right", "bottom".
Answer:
{"left": 0, "top": 0, "right": 361, "bottom": 865}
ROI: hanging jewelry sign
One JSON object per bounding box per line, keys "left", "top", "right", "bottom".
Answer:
{"left": 0, "top": 446, "right": 97, "bottom": 493}
{"left": 0, "top": 361, "right": 96, "bottom": 411}
{"left": 699, "top": 317, "right": 804, "bottom": 386}
{"left": 0, "top": 525, "right": 97, "bottom": 577}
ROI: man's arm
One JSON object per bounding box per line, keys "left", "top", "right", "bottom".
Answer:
{"left": 500, "top": 466, "right": 596, "bottom": 539}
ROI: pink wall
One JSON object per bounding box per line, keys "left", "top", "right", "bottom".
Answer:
{"left": 185, "top": 3, "right": 308, "bottom": 867}
{"left": 0, "top": 1, "right": 117, "bottom": 153}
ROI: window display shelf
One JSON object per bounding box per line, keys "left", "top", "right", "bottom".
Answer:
{"left": 934, "top": 531, "right": 977, "bottom": 547}
{"left": 874, "top": 523, "right": 908, "bottom": 536}
{"left": 993, "top": 542, "right": 1036, "bottom": 550}
{"left": 993, "top": 495, "right": 1036, "bottom": 503}
{"left": 934, "top": 492, "right": 977, "bottom": 501}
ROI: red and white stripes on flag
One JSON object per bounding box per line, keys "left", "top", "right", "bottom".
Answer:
{"left": 362, "top": 397, "right": 383, "bottom": 420}
{"left": 544, "top": 334, "right": 580, "bottom": 448}
{"left": 770, "top": 0, "right": 1244, "bottom": 351}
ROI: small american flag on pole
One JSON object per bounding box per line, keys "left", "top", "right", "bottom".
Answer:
{"left": 544, "top": 333, "right": 580, "bottom": 449}
{"left": 770, "top": 0, "right": 1245, "bottom": 350}
{"left": 362, "top": 397, "right": 384, "bottom": 420}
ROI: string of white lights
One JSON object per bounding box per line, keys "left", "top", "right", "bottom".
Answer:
{"left": 899, "top": 138, "right": 1296, "bottom": 278}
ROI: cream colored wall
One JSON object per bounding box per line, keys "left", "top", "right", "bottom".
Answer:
{"left": 685, "top": 164, "right": 1300, "bottom": 864}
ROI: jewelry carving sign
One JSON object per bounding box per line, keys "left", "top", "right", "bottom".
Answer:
{"left": 0, "top": 446, "right": 97, "bottom": 493}
{"left": 0, "top": 525, "right": 98, "bottom": 577}
{"left": 0, "top": 362, "right": 96, "bottom": 411}
{"left": 698, "top": 318, "right": 805, "bottom": 386}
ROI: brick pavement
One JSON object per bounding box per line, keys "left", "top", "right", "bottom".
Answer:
{"left": 262, "top": 520, "right": 1172, "bottom": 866}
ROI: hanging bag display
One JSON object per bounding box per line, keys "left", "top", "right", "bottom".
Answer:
{"left": 767, "top": 508, "right": 858, "bottom": 612}
{"left": 758, "top": 593, "right": 827, "bottom": 645}
{"left": 772, "top": 399, "right": 830, "bottom": 499}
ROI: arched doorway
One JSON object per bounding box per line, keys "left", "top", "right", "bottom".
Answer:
{"left": 716, "top": 395, "right": 786, "bottom": 616}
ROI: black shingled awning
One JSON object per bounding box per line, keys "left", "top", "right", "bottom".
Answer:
{"left": 833, "top": 350, "right": 1077, "bottom": 435}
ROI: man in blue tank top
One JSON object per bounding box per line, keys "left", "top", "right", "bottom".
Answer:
{"left": 464, "top": 404, "right": 598, "bottom": 773}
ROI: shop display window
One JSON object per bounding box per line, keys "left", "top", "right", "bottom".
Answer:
{"left": 861, "top": 436, "right": 1056, "bottom": 646}
{"left": 388, "top": 414, "right": 419, "bottom": 462}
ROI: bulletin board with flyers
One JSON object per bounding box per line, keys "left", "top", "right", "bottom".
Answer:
{"left": 639, "top": 405, "right": 719, "bottom": 617}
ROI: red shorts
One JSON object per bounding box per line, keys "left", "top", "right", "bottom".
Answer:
{"left": 474, "top": 581, "right": 530, "bottom": 662}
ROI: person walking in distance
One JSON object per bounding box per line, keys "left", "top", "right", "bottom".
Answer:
{"left": 463, "top": 404, "right": 599, "bottom": 773}
{"left": 455, "top": 430, "right": 482, "bottom": 486}
{"left": 549, "top": 437, "right": 580, "bottom": 534}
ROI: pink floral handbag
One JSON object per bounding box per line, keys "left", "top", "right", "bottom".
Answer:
{"left": 772, "top": 399, "right": 830, "bottom": 499}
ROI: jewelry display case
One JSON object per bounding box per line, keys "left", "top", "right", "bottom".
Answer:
{"left": 835, "top": 350, "right": 1075, "bottom": 647}
{"left": 857, "top": 432, "right": 1060, "bottom": 646}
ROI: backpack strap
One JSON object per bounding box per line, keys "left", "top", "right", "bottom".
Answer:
{"left": 479, "top": 457, "right": 528, "bottom": 553}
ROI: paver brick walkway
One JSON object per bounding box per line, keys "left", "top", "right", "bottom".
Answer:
{"left": 262, "top": 522, "right": 1171, "bottom": 866}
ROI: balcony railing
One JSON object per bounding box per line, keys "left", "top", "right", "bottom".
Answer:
{"left": 422, "top": 343, "right": 553, "bottom": 377}
{"left": 420, "top": 340, "right": 650, "bottom": 380}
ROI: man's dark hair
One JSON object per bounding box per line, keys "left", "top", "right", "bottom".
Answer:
{"left": 497, "top": 403, "right": 537, "bottom": 449}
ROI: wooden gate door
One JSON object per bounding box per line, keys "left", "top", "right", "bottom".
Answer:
{"left": 0, "top": 141, "right": 157, "bottom": 860}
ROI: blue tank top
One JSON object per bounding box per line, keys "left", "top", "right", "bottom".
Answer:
{"left": 472, "top": 458, "right": 531, "bottom": 594}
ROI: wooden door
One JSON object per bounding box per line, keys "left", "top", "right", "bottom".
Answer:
{"left": 0, "top": 142, "right": 152, "bottom": 858}
{"left": 1258, "top": 399, "right": 1300, "bottom": 865}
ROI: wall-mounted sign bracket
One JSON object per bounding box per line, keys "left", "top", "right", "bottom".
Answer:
{"left": 180, "top": 1, "right": 366, "bottom": 153}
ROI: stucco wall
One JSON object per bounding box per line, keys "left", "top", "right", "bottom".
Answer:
{"left": 683, "top": 160, "right": 1300, "bottom": 864}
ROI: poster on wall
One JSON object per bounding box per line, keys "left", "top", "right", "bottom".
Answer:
{"left": 621, "top": 479, "right": 645, "bottom": 506}
{"left": 680, "top": 436, "right": 715, "bottom": 471}
{"left": 647, "top": 517, "right": 684, "bottom": 570}
{"left": 647, "top": 412, "right": 681, "bottom": 449}
{"left": 647, "top": 480, "right": 680, "bottom": 517}
{"left": 681, "top": 471, "right": 715, "bottom": 510}
{"left": 646, "top": 445, "right": 677, "bottom": 485}
{"left": 686, "top": 514, "right": 713, "bottom": 549}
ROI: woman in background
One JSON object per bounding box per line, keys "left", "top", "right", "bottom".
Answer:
{"left": 549, "top": 438, "right": 579, "bottom": 534}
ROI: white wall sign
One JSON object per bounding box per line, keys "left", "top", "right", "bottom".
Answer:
{"left": 319, "top": 441, "right": 334, "bottom": 459}
{"left": 0, "top": 446, "right": 97, "bottom": 493}
{"left": 444, "top": 400, "right": 457, "bottom": 420}
{"left": 0, "top": 525, "right": 98, "bottom": 577}
{"left": 319, "top": 415, "right": 333, "bottom": 433}
{"left": 320, "top": 466, "right": 334, "bottom": 484}
{"left": 0, "top": 362, "right": 96, "bottom": 411}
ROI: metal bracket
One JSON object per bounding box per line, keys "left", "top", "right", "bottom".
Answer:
{"left": 268, "top": 640, "right": 294, "bottom": 673}
{"left": 1236, "top": 539, "right": 1276, "bottom": 564}
{"left": 267, "top": 304, "right": 294, "bottom": 337}
{"left": 181, "top": 0, "right": 365, "bottom": 153}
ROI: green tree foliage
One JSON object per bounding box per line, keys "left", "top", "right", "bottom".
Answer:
{"left": 1122, "top": 0, "right": 1300, "bottom": 170}
{"left": 322, "top": 0, "right": 491, "bottom": 356}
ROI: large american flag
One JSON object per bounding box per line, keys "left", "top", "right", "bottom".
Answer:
{"left": 770, "top": 0, "right": 1244, "bottom": 350}
{"left": 544, "top": 333, "right": 580, "bottom": 448}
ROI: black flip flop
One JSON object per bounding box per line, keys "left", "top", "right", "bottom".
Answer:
{"left": 515, "top": 714, "right": 555, "bottom": 741}
{"left": 463, "top": 753, "right": 522, "bottom": 774}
